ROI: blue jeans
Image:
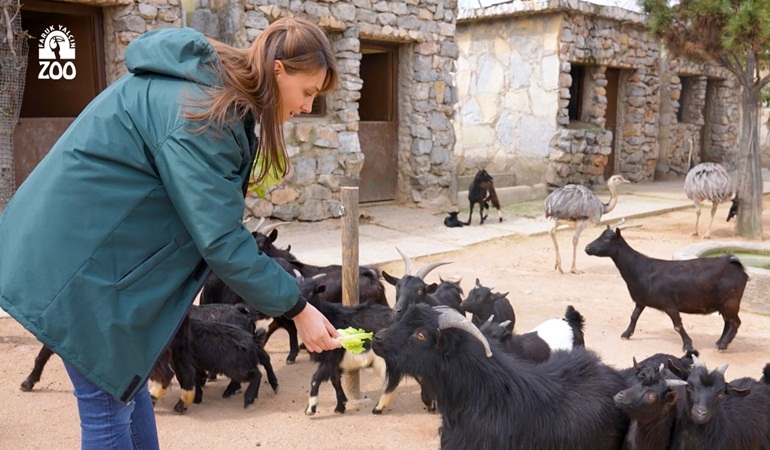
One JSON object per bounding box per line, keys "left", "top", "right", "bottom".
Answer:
{"left": 64, "top": 361, "right": 160, "bottom": 450}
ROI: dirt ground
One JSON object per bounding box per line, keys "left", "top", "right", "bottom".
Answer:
{"left": 2, "top": 200, "right": 770, "bottom": 450}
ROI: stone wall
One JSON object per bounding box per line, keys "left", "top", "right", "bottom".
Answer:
{"left": 456, "top": 0, "right": 741, "bottom": 189}
{"left": 190, "top": 0, "right": 459, "bottom": 220}
{"left": 30, "top": 0, "right": 458, "bottom": 221}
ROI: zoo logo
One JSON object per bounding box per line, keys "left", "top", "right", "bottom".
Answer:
{"left": 38, "top": 25, "right": 76, "bottom": 80}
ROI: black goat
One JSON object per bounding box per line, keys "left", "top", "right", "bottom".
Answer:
{"left": 613, "top": 359, "right": 687, "bottom": 450}
{"left": 302, "top": 294, "right": 403, "bottom": 415}
{"left": 372, "top": 304, "right": 629, "bottom": 449}
{"left": 382, "top": 247, "right": 463, "bottom": 318}
{"left": 443, "top": 212, "right": 464, "bottom": 228}
{"left": 460, "top": 278, "right": 515, "bottom": 331}
{"left": 585, "top": 225, "right": 748, "bottom": 351}
{"left": 188, "top": 319, "right": 278, "bottom": 408}
{"left": 667, "top": 355, "right": 770, "bottom": 449}
{"left": 149, "top": 303, "right": 277, "bottom": 411}
{"left": 465, "top": 169, "right": 502, "bottom": 225}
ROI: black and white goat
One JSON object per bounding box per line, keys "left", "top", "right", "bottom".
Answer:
{"left": 372, "top": 304, "right": 629, "bottom": 449}
{"left": 585, "top": 221, "right": 748, "bottom": 351}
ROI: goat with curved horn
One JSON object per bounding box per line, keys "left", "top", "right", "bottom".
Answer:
{"left": 435, "top": 306, "right": 492, "bottom": 357}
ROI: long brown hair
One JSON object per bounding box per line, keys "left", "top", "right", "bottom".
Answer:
{"left": 185, "top": 18, "right": 338, "bottom": 183}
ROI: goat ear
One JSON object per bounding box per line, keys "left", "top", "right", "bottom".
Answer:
{"left": 664, "top": 390, "right": 679, "bottom": 410}
{"left": 726, "top": 385, "right": 751, "bottom": 397}
{"left": 425, "top": 283, "right": 439, "bottom": 294}
{"left": 268, "top": 229, "right": 279, "bottom": 242}
{"left": 475, "top": 278, "right": 481, "bottom": 287}
{"left": 667, "top": 358, "right": 689, "bottom": 381}
{"left": 632, "top": 356, "right": 640, "bottom": 371}
{"left": 382, "top": 271, "right": 399, "bottom": 286}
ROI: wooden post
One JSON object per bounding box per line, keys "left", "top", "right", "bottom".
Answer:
{"left": 340, "top": 185, "right": 360, "bottom": 398}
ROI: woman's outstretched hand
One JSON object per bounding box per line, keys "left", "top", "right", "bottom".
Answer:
{"left": 292, "top": 302, "right": 341, "bottom": 353}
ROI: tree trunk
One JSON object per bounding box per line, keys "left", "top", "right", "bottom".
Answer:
{"left": 734, "top": 86, "right": 764, "bottom": 239}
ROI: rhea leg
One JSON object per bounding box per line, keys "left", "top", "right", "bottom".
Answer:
{"left": 704, "top": 201, "right": 719, "bottom": 239}
{"left": 570, "top": 220, "right": 590, "bottom": 274}
{"left": 692, "top": 200, "right": 702, "bottom": 236}
{"left": 548, "top": 222, "right": 563, "bottom": 273}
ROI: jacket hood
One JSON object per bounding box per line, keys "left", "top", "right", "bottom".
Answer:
{"left": 125, "top": 27, "right": 222, "bottom": 86}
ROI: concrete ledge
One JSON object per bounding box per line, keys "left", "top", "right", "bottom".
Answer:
{"left": 458, "top": 183, "right": 549, "bottom": 205}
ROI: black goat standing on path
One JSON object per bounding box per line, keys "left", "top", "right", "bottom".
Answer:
{"left": 466, "top": 169, "right": 502, "bottom": 225}
{"left": 585, "top": 224, "right": 748, "bottom": 351}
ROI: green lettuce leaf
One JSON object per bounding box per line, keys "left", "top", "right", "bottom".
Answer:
{"left": 336, "top": 327, "right": 374, "bottom": 354}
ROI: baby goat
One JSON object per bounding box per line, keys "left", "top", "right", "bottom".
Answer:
{"left": 585, "top": 224, "right": 748, "bottom": 351}
{"left": 460, "top": 278, "right": 515, "bottom": 332}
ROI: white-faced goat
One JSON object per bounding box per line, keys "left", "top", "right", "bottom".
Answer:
{"left": 585, "top": 224, "right": 748, "bottom": 351}
{"left": 666, "top": 355, "right": 770, "bottom": 449}
{"left": 460, "top": 278, "right": 515, "bottom": 331}
{"left": 382, "top": 247, "right": 463, "bottom": 318}
{"left": 302, "top": 293, "right": 404, "bottom": 416}
{"left": 372, "top": 304, "right": 630, "bottom": 449}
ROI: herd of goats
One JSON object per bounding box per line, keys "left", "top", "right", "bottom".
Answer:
{"left": 15, "top": 159, "right": 767, "bottom": 449}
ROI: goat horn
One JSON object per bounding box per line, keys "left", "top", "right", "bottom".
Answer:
{"left": 665, "top": 379, "right": 688, "bottom": 387}
{"left": 611, "top": 217, "right": 626, "bottom": 231}
{"left": 251, "top": 216, "right": 267, "bottom": 231}
{"left": 292, "top": 269, "right": 303, "bottom": 283}
{"left": 499, "top": 320, "right": 511, "bottom": 328}
{"left": 258, "top": 221, "right": 291, "bottom": 235}
{"left": 435, "top": 306, "right": 492, "bottom": 357}
{"left": 396, "top": 247, "right": 413, "bottom": 276}
{"left": 312, "top": 273, "right": 326, "bottom": 281}
{"left": 415, "top": 261, "right": 452, "bottom": 280}
{"left": 486, "top": 315, "right": 495, "bottom": 324}
{"left": 692, "top": 354, "right": 705, "bottom": 369}
{"left": 715, "top": 363, "right": 729, "bottom": 375}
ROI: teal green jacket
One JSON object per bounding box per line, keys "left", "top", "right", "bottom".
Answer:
{"left": 0, "top": 28, "right": 301, "bottom": 403}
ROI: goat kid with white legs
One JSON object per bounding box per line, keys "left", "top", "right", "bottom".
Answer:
{"left": 372, "top": 304, "right": 630, "bottom": 450}
{"left": 585, "top": 219, "right": 748, "bottom": 351}
{"left": 301, "top": 289, "right": 401, "bottom": 416}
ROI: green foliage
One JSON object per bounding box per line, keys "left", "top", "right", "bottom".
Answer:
{"left": 248, "top": 153, "right": 286, "bottom": 198}
{"left": 335, "top": 327, "right": 373, "bottom": 354}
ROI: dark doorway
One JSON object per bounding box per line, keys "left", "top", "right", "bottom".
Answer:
{"left": 358, "top": 43, "right": 398, "bottom": 203}
{"left": 15, "top": 0, "right": 105, "bottom": 187}
{"left": 604, "top": 68, "right": 620, "bottom": 180}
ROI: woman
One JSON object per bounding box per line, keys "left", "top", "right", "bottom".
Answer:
{"left": 0, "top": 18, "right": 341, "bottom": 449}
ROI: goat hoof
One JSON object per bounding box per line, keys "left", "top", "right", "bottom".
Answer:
{"left": 371, "top": 407, "right": 383, "bottom": 415}
{"left": 20, "top": 380, "right": 34, "bottom": 392}
{"left": 334, "top": 405, "right": 346, "bottom": 414}
{"left": 173, "top": 400, "right": 187, "bottom": 414}
{"left": 286, "top": 357, "right": 296, "bottom": 365}
{"left": 620, "top": 333, "right": 632, "bottom": 340}
{"left": 243, "top": 398, "right": 255, "bottom": 409}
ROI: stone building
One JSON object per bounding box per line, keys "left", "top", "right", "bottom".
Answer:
{"left": 10, "top": 0, "right": 459, "bottom": 219}
{"left": 454, "top": 0, "right": 741, "bottom": 189}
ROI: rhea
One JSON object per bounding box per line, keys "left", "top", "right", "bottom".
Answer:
{"left": 544, "top": 174, "right": 630, "bottom": 273}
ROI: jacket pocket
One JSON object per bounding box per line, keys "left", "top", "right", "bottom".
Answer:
{"left": 114, "top": 240, "right": 179, "bottom": 291}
